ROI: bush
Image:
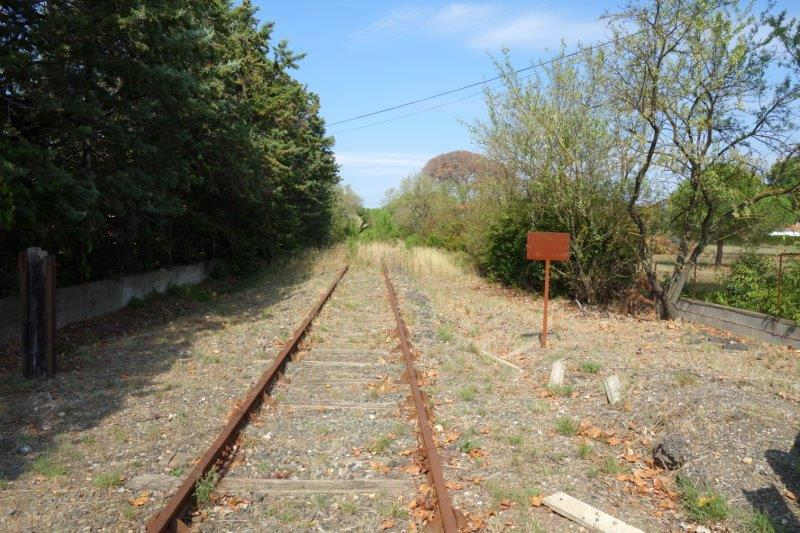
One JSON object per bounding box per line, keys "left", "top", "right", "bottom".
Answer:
{"left": 710, "top": 253, "right": 800, "bottom": 322}
{"left": 480, "top": 199, "right": 639, "bottom": 305}
{"left": 359, "top": 208, "right": 400, "bottom": 242}
{"left": 482, "top": 205, "right": 544, "bottom": 289}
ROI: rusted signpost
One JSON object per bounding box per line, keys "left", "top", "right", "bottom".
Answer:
{"left": 526, "top": 232, "right": 570, "bottom": 348}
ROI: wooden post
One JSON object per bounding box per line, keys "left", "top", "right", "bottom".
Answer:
{"left": 45, "top": 256, "right": 57, "bottom": 375}
{"left": 526, "top": 232, "right": 569, "bottom": 349}
{"left": 18, "top": 251, "right": 29, "bottom": 375}
{"left": 19, "top": 247, "right": 56, "bottom": 378}
{"left": 542, "top": 259, "right": 550, "bottom": 348}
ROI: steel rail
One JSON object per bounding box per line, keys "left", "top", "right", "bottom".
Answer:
{"left": 146, "top": 265, "right": 349, "bottom": 533}
{"left": 382, "top": 263, "right": 460, "bottom": 533}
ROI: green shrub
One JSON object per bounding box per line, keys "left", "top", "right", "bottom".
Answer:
{"left": 195, "top": 469, "right": 219, "bottom": 505}
{"left": 480, "top": 199, "right": 639, "bottom": 304}
{"left": 555, "top": 417, "right": 578, "bottom": 436}
{"left": 710, "top": 253, "right": 800, "bottom": 322}
{"left": 359, "top": 208, "right": 401, "bottom": 242}
{"left": 677, "top": 476, "right": 729, "bottom": 523}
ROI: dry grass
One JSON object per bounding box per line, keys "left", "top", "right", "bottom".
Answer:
{"left": 350, "top": 241, "right": 472, "bottom": 280}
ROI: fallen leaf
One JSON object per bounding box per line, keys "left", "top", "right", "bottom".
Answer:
{"left": 659, "top": 499, "right": 676, "bottom": 510}
{"left": 380, "top": 518, "right": 395, "bottom": 530}
{"left": 530, "top": 495, "right": 543, "bottom": 507}
{"left": 130, "top": 491, "right": 151, "bottom": 507}
{"left": 468, "top": 448, "right": 487, "bottom": 459}
{"left": 404, "top": 464, "right": 422, "bottom": 475}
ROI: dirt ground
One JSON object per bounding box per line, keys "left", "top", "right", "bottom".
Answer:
{"left": 0, "top": 250, "right": 345, "bottom": 531}
{"left": 376, "top": 244, "right": 800, "bottom": 532}
{"left": 1, "top": 243, "right": 799, "bottom": 532}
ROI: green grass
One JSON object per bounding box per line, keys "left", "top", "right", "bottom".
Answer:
{"left": 677, "top": 476, "right": 729, "bottom": 523}
{"left": 458, "top": 385, "right": 478, "bottom": 401}
{"left": 32, "top": 455, "right": 67, "bottom": 478}
{"left": 458, "top": 438, "right": 480, "bottom": 454}
{"left": 436, "top": 326, "right": 454, "bottom": 343}
{"left": 745, "top": 510, "right": 781, "bottom": 533}
{"left": 508, "top": 435, "right": 523, "bottom": 446}
{"left": 675, "top": 370, "right": 698, "bottom": 387}
{"left": 340, "top": 501, "right": 358, "bottom": 514}
{"left": 121, "top": 503, "right": 137, "bottom": 520}
{"left": 379, "top": 499, "right": 410, "bottom": 520}
{"left": 369, "top": 435, "right": 394, "bottom": 454}
{"left": 169, "top": 466, "right": 185, "bottom": 477}
{"left": 600, "top": 457, "right": 626, "bottom": 475}
{"left": 195, "top": 469, "right": 219, "bottom": 505}
{"left": 457, "top": 429, "right": 481, "bottom": 454}
{"left": 580, "top": 361, "right": 601, "bottom": 373}
{"left": 485, "top": 481, "right": 541, "bottom": 505}
{"left": 93, "top": 470, "right": 124, "bottom": 488}
{"left": 577, "top": 442, "right": 592, "bottom": 459}
{"left": 548, "top": 384, "right": 575, "bottom": 397}
{"left": 555, "top": 417, "right": 578, "bottom": 437}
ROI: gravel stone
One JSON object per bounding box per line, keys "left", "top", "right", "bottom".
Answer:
{"left": 653, "top": 433, "right": 691, "bottom": 470}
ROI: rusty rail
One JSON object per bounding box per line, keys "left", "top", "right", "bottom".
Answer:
{"left": 146, "top": 265, "right": 349, "bottom": 533}
{"left": 382, "top": 263, "right": 460, "bottom": 533}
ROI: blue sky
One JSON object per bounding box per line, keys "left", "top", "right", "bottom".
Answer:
{"left": 254, "top": 1, "right": 795, "bottom": 207}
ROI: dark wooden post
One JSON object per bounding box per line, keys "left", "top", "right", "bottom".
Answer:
{"left": 45, "top": 255, "right": 57, "bottom": 375}
{"left": 19, "top": 248, "right": 56, "bottom": 378}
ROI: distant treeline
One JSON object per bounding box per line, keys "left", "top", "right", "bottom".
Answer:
{"left": 0, "top": 1, "right": 338, "bottom": 292}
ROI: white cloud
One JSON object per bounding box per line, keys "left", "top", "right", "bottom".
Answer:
{"left": 335, "top": 151, "right": 433, "bottom": 207}
{"left": 351, "top": 3, "right": 496, "bottom": 41}
{"left": 470, "top": 13, "right": 608, "bottom": 50}
{"left": 335, "top": 151, "right": 430, "bottom": 172}
{"left": 351, "top": 4, "right": 607, "bottom": 52}
{"left": 431, "top": 3, "right": 496, "bottom": 32}
{"left": 350, "top": 6, "right": 427, "bottom": 41}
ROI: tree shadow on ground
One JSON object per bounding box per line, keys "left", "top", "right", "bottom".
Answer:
{"left": 0, "top": 257, "right": 332, "bottom": 482}
{"left": 743, "top": 432, "right": 800, "bottom": 531}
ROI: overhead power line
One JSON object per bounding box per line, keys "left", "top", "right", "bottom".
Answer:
{"left": 328, "top": 28, "right": 646, "bottom": 128}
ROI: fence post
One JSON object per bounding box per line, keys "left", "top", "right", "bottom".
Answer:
{"left": 19, "top": 248, "right": 56, "bottom": 378}
{"left": 45, "top": 255, "right": 56, "bottom": 375}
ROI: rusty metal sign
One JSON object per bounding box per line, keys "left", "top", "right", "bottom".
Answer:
{"left": 526, "top": 232, "right": 571, "bottom": 348}
{"left": 526, "top": 232, "right": 570, "bottom": 262}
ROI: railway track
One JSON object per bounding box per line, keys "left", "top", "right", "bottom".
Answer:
{"left": 146, "top": 264, "right": 460, "bottom": 532}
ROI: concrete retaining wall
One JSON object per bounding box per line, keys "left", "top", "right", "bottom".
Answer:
{"left": 675, "top": 297, "right": 800, "bottom": 348}
{"left": 0, "top": 261, "right": 212, "bottom": 345}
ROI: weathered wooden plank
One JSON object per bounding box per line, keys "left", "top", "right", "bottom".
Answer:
{"left": 217, "top": 478, "right": 412, "bottom": 496}
{"left": 282, "top": 402, "right": 396, "bottom": 410}
{"left": 543, "top": 491, "right": 643, "bottom": 533}
{"left": 301, "top": 360, "right": 386, "bottom": 367}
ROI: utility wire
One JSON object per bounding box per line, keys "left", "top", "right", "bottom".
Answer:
{"left": 330, "top": 64, "right": 545, "bottom": 134}
{"left": 328, "top": 28, "right": 645, "bottom": 128}
{"left": 332, "top": 89, "right": 484, "bottom": 134}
